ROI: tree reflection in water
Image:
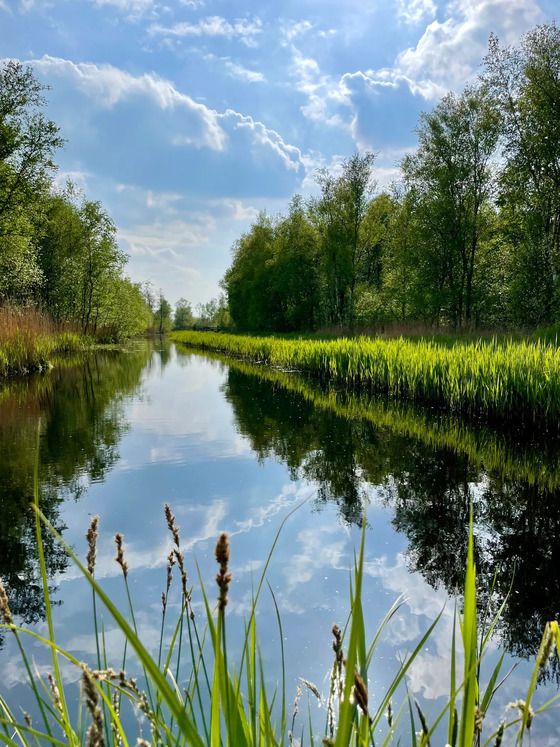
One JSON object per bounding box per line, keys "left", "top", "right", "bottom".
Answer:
{"left": 0, "top": 345, "right": 153, "bottom": 646}
{"left": 218, "top": 355, "right": 560, "bottom": 665}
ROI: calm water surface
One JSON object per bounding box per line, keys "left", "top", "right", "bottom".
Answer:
{"left": 1, "top": 342, "right": 559, "bottom": 743}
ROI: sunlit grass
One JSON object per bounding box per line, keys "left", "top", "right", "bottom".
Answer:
{"left": 171, "top": 330, "right": 560, "bottom": 425}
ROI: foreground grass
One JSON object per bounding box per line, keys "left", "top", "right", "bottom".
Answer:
{"left": 0, "top": 307, "right": 88, "bottom": 378}
{"left": 171, "top": 330, "right": 560, "bottom": 425}
{"left": 0, "top": 458, "right": 559, "bottom": 745}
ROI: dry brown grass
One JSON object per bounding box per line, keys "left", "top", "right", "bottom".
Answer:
{"left": 0, "top": 305, "right": 85, "bottom": 377}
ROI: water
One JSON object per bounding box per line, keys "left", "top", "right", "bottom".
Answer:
{"left": 1, "top": 341, "right": 559, "bottom": 742}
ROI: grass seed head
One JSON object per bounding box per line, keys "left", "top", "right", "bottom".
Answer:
{"left": 82, "top": 666, "right": 105, "bottom": 747}
{"left": 164, "top": 503, "right": 181, "bottom": 547}
{"left": 354, "top": 672, "right": 370, "bottom": 721}
{"left": 215, "top": 532, "right": 232, "bottom": 611}
{"left": 86, "top": 516, "right": 99, "bottom": 576}
{"left": 0, "top": 577, "right": 13, "bottom": 626}
{"left": 114, "top": 533, "right": 129, "bottom": 579}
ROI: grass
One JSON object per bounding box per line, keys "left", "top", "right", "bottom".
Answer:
{"left": 0, "top": 306, "right": 88, "bottom": 378}
{"left": 171, "top": 330, "right": 560, "bottom": 426}
{"left": 0, "top": 448, "right": 559, "bottom": 745}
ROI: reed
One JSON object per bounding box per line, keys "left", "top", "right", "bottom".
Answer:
{"left": 0, "top": 306, "right": 87, "bottom": 378}
{"left": 171, "top": 330, "right": 560, "bottom": 425}
{"left": 192, "top": 349, "right": 560, "bottom": 490}
{"left": 1, "top": 484, "right": 559, "bottom": 745}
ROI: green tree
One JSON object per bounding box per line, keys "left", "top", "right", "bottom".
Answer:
{"left": 174, "top": 297, "right": 194, "bottom": 330}
{"left": 223, "top": 213, "right": 276, "bottom": 330}
{"left": 269, "top": 196, "right": 321, "bottom": 330}
{"left": 311, "top": 152, "right": 376, "bottom": 326}
{"left": 401, "top": 86, "right": 500, "bottom": 328}
{"left": 155, "top": 292, "right": 172, "bottom": 335}
{"left": 0, "top": 61, "right": 63, "bottom": 302}
{"left": 484, "top": 23, "right": 560, "bottom": 324}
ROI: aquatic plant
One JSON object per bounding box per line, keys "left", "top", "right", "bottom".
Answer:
{"left": 0, "top": 306, "right": 87, "bottom": 378}
{"left": 171, "top": 330, "right": 560, "bottom": 426}
{"left": 0, "top": 464, "right": 559, "bottom": 745}
{"left": 188, "top": 347, "right": 560, "bottom": 490}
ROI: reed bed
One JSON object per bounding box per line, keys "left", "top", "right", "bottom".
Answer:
{"left": 1, "top": 480, "right": 559, "bottom": 746}
{"left": 171, "top": 330, "right": 560, "bottom": 425}
{"left": 0, "top": 306, "right": 86, "bottom": 378}
{"left": 195, "top": 349, "right": 560, "bottom": 490}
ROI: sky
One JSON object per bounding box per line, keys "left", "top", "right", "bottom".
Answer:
{"left": 1, "top": 0, "right": 558, "bottom": 306}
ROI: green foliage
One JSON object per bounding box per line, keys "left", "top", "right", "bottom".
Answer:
{"left": 220, "top": 23, "right": 560, "bottom": 335}
{"left": 155, "top": 292, "right": 173, "bottom": 335}
{"left": 0, "top": 62, "right": 152, "bottom": 340}
{"left": 174, "top": 298, "right": 194, "bottom": 330}
{"left": 172, "top": 330, "right": 560, "bottom": 425}
{"left": 194, "top": 294, "right": 231, "bottom": 330}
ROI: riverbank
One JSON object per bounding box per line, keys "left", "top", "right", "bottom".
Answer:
{"left": 171, "top": 330, "right": 560, "bottom": 425}
{"left": 0, "top": 307, "right": 88, "bottom": 378}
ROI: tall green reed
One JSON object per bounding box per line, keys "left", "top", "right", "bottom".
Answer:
{"left": 171, "top": 330, "right": 560, "bottom": 426}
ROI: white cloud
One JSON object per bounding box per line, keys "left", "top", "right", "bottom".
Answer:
{"left": 31, "top": 54, "right": 227, "bottom": 150}
{"left": 53, "top": 169, "right": 90, "bottom": 191}
{"left": 288, "top": 47, "right": 351, "bottom": 130}
{"left": 30, "top": 55, "right": 304, "bottom": 173}
{"left": 149, "top": 15, "right": 263, "bottom": 45}
{"left": 396, "top": 0, "right": 437, "bottom": 25}
{"left": 218, "top": 198, "right": 260, "bottom": 221}
{"left": 221, "top": 109, "right": 303, "bottom": 172}
{"left": 92, "top": 0, "right": 154, "bottom": 18}
{"left": 284, "top": 524, "right": 348, "bottom": 592}
{"left": 223, "top": 59, "right": 265, "bottom": 83}
{"left": 392, "top": 0, "right": 544, "bottom": 98}
{"left": 281, "top": 19, "right": 313, "bottom": 43}
{"left": 119, "top": 216, "right": 215, "bottom": 258}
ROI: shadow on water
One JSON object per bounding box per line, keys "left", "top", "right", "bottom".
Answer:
{"left": 179, "top": 347, "right": 560, "bottom": 668}
{"left": 0, "top": 343, "right": 154, "bottom": 646}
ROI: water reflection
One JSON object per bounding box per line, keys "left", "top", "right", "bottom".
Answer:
{"left": 0, "top": 344, "right": 152, "bottom": 645}
{"left": 214, "top": 351, "right": 560, "bottom": 662}
{"left": 1, "top": 341, "right": 559, "bottom": 671}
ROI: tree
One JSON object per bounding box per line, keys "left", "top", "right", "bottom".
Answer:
{"left": 268, "top": 196, "right": 321, "bottom": 331}
{"left": 174, "top": 298, "right": 194, "bottom": 330}
{"left": 194, "top": 294, "right": 230, "bottom": 329}
{"left": 223, "top": 213, "right": 276, "bottom": 330}
{"left": 311, "top": 153, "right": 376, "bottom": 326}
{"left": 0, "top": 62, "right": 64, "bottom": 302}
{"left": 484, "top": 23, "right": 560, "bottom": 324}
{"left": 0, "top": 61, "right": 63, "bottom": 225}
{"left": 401, "top": 86, "right": 500, "bottom": 328}
{"left": 155, "top": 292, "right": 172, "bottom": 335}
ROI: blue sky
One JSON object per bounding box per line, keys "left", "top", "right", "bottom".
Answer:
{"left": 1, "top": 0, "right": 558, "bottom": 305}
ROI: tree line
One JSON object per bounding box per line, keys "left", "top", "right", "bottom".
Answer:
{"left": 223, "top": 24, "right": 560, "bottom": 333}
{"left": 0, "top": 61, "right": 152, "bottom": 340}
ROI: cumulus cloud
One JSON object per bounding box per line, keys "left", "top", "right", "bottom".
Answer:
{"left": 31, "top": 54, "right": 227, "bottom": 150}
{"left": 392, "top": 0, "right": 544, "bottom": 98}
{"left": 29, "top": 55, "right": 303, "bottom": 173}
{"left": 396, "top": 0, "right": 437, "bottom": 25}
{"left": 220, "top": 109, "right": 302, "bottom": 172}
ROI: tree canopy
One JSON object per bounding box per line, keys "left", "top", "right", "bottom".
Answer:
{"left": 222, "top": 23, "right": 560, "bottom": 333}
